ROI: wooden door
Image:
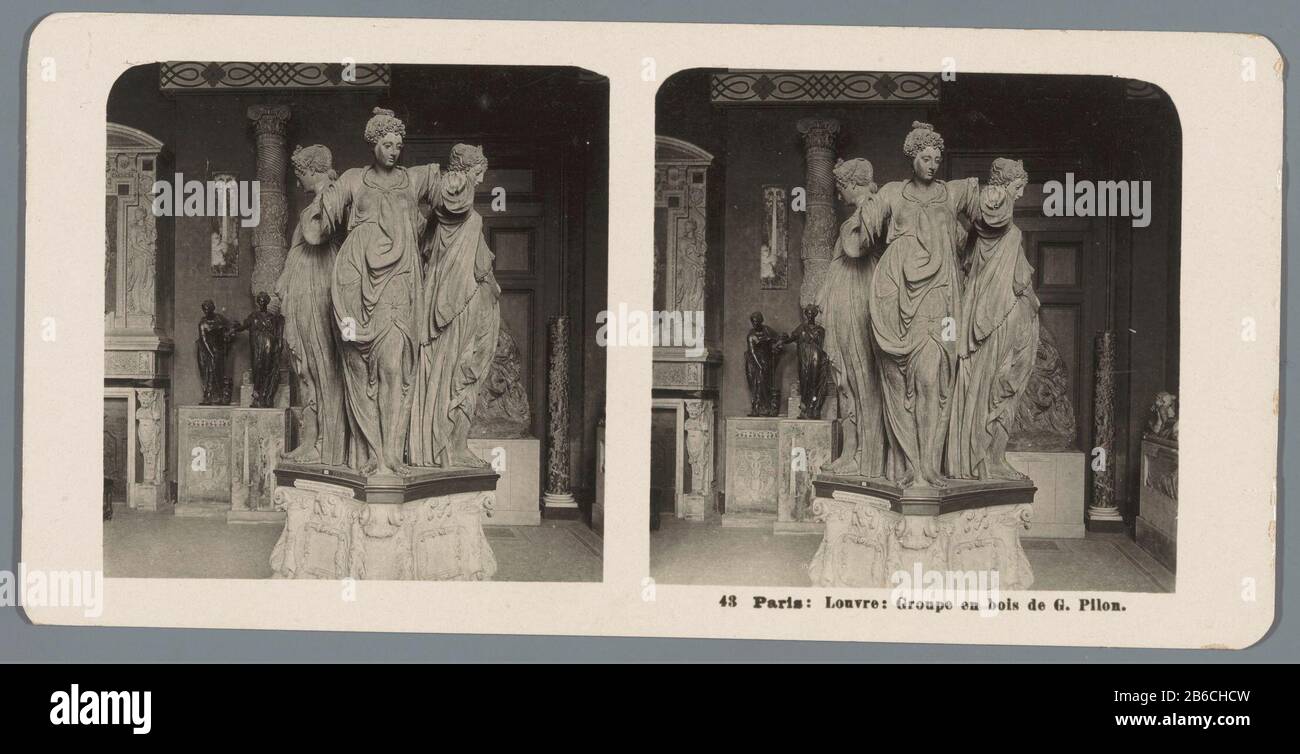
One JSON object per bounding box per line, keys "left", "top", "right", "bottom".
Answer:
{"left": 947, "top": 152, "right": 1108, "bottom": 453}
{"left": 405, "top": 136, "right": 563, "bottom": 441}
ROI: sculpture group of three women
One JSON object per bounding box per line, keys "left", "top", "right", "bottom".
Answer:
{"left": 820, "top": 121, "right": 1039, "bottom": 488}
{"left": 277, "top": 107, "right": 500, "bottom": 476}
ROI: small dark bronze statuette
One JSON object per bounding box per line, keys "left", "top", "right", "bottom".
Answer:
{"left": 744, "top": 311, "right": 787, "bottom": 417}
{"left": 233, "top": 291, "right": 285, "bottom": 408}
{"left": 782, "top": 303, "right": 829, "bottom": 419}
{"left": 196, "top": 299, "right": 236, "bottom": 405}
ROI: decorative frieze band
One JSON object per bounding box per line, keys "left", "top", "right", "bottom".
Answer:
{"left": 710, "top": 71, "right": 940, "bottom": 104}
{"left": 160, "top": 62, "right": 391, "bottom": 91}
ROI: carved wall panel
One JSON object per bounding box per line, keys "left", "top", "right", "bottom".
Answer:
{"left": 470, "top": 319, "right": 532, "bottom": 438}
{"left": 1008, "top": 324, "right": 1078, "bottom": 451}
{"left": 1137, "top": 434, "right": 1178, "bottom": 572}
{"left": 777, "top": 419, "right": 834, "bottom": 525}
{"left": 209, "top": 171, "right": 241, "bottom": 276}
{"left": 106, "top": 124, "right": 165, "bottom": 333}
{"left": 760, "top": 186, "right": 788, "bottom": 289}
{"left": 178, "top": 407, "right": 234, "bottom": 505}
{"left": 655, "top": 137, "right": 715, "bottom": 339}
{"left": 230, "top": 408, "right": 289, "bottom": 513}
{"left": 724, "top": 418, "right": 781, "bottom": 519}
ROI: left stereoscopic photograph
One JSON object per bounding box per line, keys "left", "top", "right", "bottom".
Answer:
{"left": 102, "top": 62, "right": 608, "bottom": 581}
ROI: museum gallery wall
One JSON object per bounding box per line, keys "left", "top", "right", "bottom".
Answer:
{"left": 652, "top": 71, "right": 1180, "bottom": 575}
{"left": 104, "top": 64, "right": 609, "bottom": 550}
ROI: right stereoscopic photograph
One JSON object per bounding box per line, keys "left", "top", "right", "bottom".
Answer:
{"left": 649, "top": 69, "right": 1180, "bottom": 592}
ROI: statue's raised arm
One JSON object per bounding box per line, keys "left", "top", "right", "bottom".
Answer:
{"left": 300, "top": 171, "right": 353, "bottom": 247}
{"left": 409, "top": 143, "right": 502, "bottom": 469}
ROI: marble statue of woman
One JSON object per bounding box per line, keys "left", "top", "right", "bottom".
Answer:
{"left": 947, "top": 159, "right": 1039, "bottom": 480}
{"left": 410, "top": 144, "right": 502, "bottom": 468}
{"left": 302, "top": 107, "right": 445, "bottom": 476}
{"left": 276, "top": 144, "right": 347, "bottom": 465}
{"left": 820, "top": 157, "right": 885, "bottom": 476}
{"left": 857, "top": 122, "right": 981, "bottom": 488}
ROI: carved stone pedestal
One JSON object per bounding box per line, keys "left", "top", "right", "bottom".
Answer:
{"left": 228, "top": 407, "right": 289, "bottom": 522}
{"left": 725, "top": 417, "right": 836, "bottom": 531}
{"left": 1008, "top": 451, "right": 1085, "bottom": 538}
{"left": 807, "top": 476, "right": 1035, "bottom": 589}
{"left": 269, "top": 464, "right": 498, "bottom": 581}
{"left": 177, "top": 405, "right": 234, "bottom": 517}
{"left": 468, "top": 437, "right": 541, "bottom": 525}
{"left": 723, "top": 417, "right": 780, "bottom": 527}
{"left": 1135, "top": 436, "right": 1178, "bottom": 572}
{"left": 774, "top": 419, "right": 836, "bottom": 534}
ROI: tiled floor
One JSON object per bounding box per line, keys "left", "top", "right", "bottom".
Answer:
{"left": 103, "top": 507, "right": 603, "bottom": 582}
{"left": 650, "top": 517, "right": 1173, "bottom": 592}
{"left": 105, "top": 508, "right": 1169, "bottom": 591}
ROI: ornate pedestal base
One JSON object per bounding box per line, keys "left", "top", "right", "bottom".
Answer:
{"left": 775, "top": 419, "right": 836, "bottom": 534}
{"left": 807, "top": 476, "right": 1035, "bottom": 589}
{"left": 178, "top": 406, "right": 234, "bottom": 508}
{"left": 468, "top": 438, "right": 541, "bottom": 525}
{"left": 130, "top": 481, "right": 169, "bottom": 512}
{"left": 1008, "top": 451, "right": 1085, "bottom": 538}
{"left": 723, "top": 417, "right": 780, "bottom": 526}
{"left": 229, "top": 407, "right": 289, "bottom": 519}
{"left": 1135, "top": 436, "right": 1178, "bottom": 572}
{"left": 1086, "top": 504, "right": 1126, "bottom": 533}
{"left": 269, "top": 464, "right": 498, "bottom": 581}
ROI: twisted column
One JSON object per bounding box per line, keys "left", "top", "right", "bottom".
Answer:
{"left": 796, "top": 118, "right": 840, "bottom": 306}
{"left": 1088, "top": 331, "right": 1123, "bottom": 529}
{"left": 246, "top": 104, "right": 291, "bottom": 303}
{"left": 543, "top": 316, "right": 577, "bottom": 510}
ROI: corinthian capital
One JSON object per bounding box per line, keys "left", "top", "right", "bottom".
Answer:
{"left": 796, "top": 117, "right": 841, "bottom": 149}
{"left": 247, "top": 104, "right": 292, "bottom": 136}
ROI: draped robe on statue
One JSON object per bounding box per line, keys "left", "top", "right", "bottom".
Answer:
{"left": 276, "top": 203, "right": 346, "bottom": 464}
{"left": 947, "top": 184, "right": 1040, "bottom": 478}
{"left": 409, "top": 170, "right": 502, "bottom": 467}
{"left": 858, "top": 177, "right": 980, "bottom": 483}
{"left": 818, "top": 213, "right": 885, "bottom": 476}
{"left": 302, "top": 164, "right": 443, "bottom": 471}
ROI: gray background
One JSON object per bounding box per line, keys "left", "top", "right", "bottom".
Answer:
{"left": 1, "top": 0, "right": 1293, "bottom": 662}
